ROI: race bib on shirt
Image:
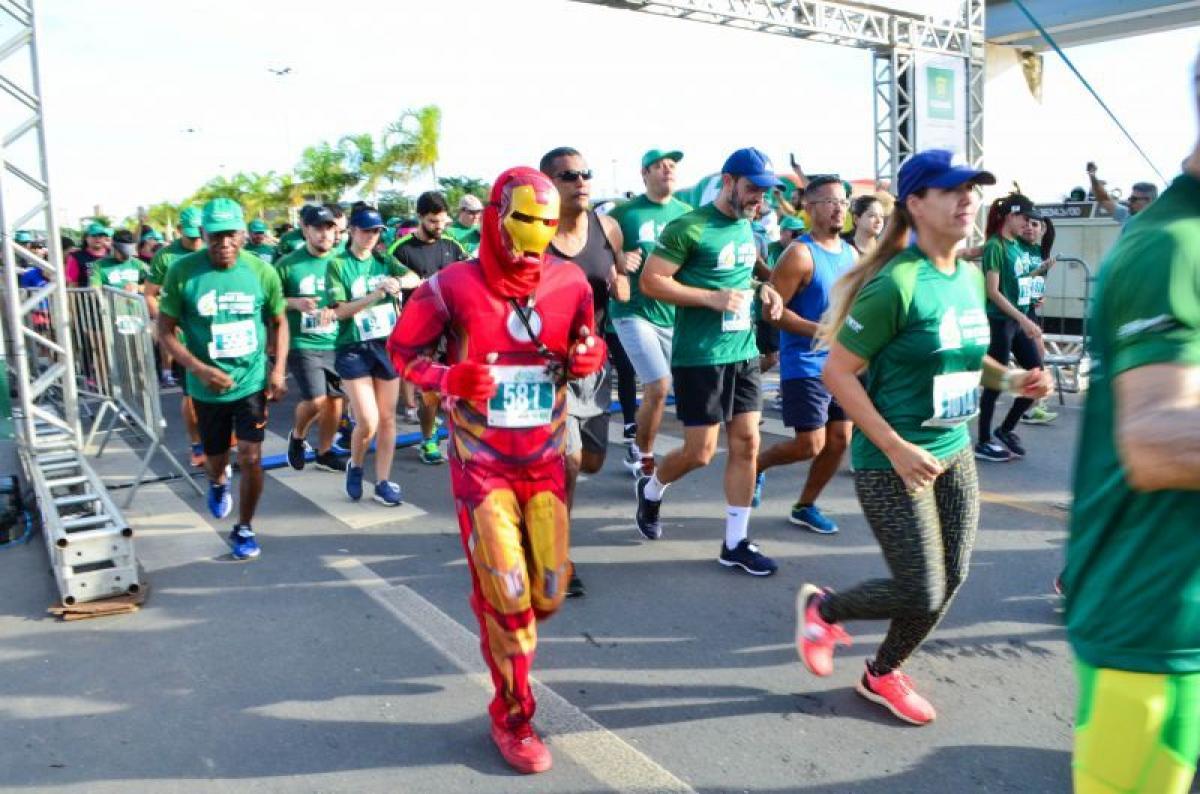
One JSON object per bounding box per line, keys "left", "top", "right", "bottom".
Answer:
{"left": 300, "top": 310, "right": 336, "bottom": 335}
{"left": 208, "top": 319, "right": 257, "bottom": 360}
{"left": 1017, "top": 277, "right": 1033, "bottom": 307}
{"left": 356, "top": 303, "right": 397, "bottom": 340}
{"left": 487, "top": 366, "right": 554, "bottom": 428}
{"left": 923, "top": 370, "right": 982, "bottom": 428}
{"left": 721, "top": 289, "right": 755, "bottom": 332}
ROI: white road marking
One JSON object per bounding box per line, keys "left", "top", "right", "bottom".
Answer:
{"left": 327, "top": 556, "right": 695, "bottom": 793}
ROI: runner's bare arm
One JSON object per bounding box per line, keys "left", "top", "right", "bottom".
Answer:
{"left": 157, "top": 313, "right": 231, "bottom": 391}
{"left": 640, "top": 254, "right": 743, "bottom": 312}
{"left": 1087, "top": 163, "right": 1117, "bottom": 215}
{"left": 331, "top": 287, "right": 390, "bottom": 321}
{"left": 600, "top": 214, "right": 630, "bottom": 302}
{"left": 980, "top": 355, "right": 1054, "bottom": 397}
{"left": 266, "top": 312, "right": 288, "bottom": 399}
{"left": 766, "top": 242, "right": 817, "bottom": 337}
{"left": 1116, "top": 363, "right": 1200, "bottom": 491}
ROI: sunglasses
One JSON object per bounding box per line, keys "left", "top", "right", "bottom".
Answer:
{"left": 556, "top": 170, "right": 593, "bottom": 183}
{"left": 461, "top": 209, "right": 482, "bottom": 216}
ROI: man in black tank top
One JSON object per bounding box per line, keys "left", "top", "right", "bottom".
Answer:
{"left": 540, "top": 147, "right": 630, "bottom": 598}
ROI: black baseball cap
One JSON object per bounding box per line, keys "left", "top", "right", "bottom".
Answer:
{"left": 998, "top": 194, "right": 1044, "bottom": 220}
{"left": 300, "top": 205, "right": 336, "bottom": 226}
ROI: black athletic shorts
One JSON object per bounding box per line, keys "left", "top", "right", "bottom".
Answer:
{"left": 287, "top": 348, "right": 343, "bottom": 401}
{"left": 194, "top": 391, "right": 268, "bottom": 455}
{"left": 672, "top": 359, "right": 762, "bottom": 427}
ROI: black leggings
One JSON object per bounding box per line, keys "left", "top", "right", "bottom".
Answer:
{"left": 820, "top": 447, "right": 980, "bottom": 674}
{"left": 978, "top": 315, "right": 1042, "bottom": 443}
{"left": 606, "top": 330, "right": 638, "bottom": 426}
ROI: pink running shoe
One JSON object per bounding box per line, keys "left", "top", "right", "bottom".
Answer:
{"left": 855, "top": 663, "right": 937, "bottom": 725}
{"left": 796, "top": 583, "right": 852, "bottom": 676}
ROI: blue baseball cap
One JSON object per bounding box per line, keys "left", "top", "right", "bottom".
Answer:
{"left": 897, "top": 149, "right": 995, "bottom": 202}
{"left": 721, "top": 147, "right": 783, "bottom": 189}
{"left": 350, "top": 207, "right": 385, "bottom": 230}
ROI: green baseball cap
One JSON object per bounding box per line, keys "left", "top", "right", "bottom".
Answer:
{"left": 201, "top": 198, "right": 245, "bottom": 234}
{"left": 179, "top": 207, "right": 203, "bottom": 237}
{"left": 779, "top": 215, "right": 807, "bottom": 232}
{"left": 641, "top": 148, "right": 683, "bottom": 169}
{"left": 85, "top": 221, "right": 113, "bottom": 237}
{"left": 14, "top": 230, "right": 33, "bottom": 243}
{"left": 247, "top": 219, "right": 269, "bottom": 234}
{"left": 141, "top": 229, "right": 164, "bottom": 242}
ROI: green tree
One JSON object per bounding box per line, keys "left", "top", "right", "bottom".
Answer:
{"left": 296, "top": 142, "right": 357, "bottom": 203}
{"left": 190, "top": 174, "right": 242, "bottom": 205}
{"left": 437, "top": 176, "right": 490, "bottom": 212}
{"left": 270, "top": 173, "right": 309, "bottom": 222}
{"left": 388, "top": 105, "right": 442, "bottom": 183}
{"left": 233, "top": 171, "right": 277, "bottom": 219}
{"left": 339, "top": 132, "right": 406, "bottom": 203}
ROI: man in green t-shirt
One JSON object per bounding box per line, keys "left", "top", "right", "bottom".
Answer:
{"left": 89, "top": 229, "right": 143, "bottom": 291}
{"left": 444, "top": 194, "right": 483, "bottom": 256}
{"left": 158, "top": 198, "right": 287, "bottom": 562}
{"left": 143, "top": 206, "right": 206, "bottom": 461}
{"left": 1065, "top": 128, "right": 1200, "bottom": 791}
{"left": 276, "top": 204, "right": 346, "bottom": 474}
{"left": 634, "top": 147, "right": 784, "bottom": 576}
{"left": 244, "top": 219, "right": 276, "bottom": 264}
{"left": 608, "top": 148, "right": 692, "bottom": 479}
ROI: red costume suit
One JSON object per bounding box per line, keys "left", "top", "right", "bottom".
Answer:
{"left": 387, "top": 167, "right": 606, "bottom": 771}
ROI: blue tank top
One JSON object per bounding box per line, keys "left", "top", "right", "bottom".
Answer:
{"left": 779, "top": 234, "right": 856, "bottom": 380}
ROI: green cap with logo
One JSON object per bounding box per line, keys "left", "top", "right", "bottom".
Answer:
{"left": 247, "top": 219, "right": 269, "bottom": 234}
{"left": 14, "top": 230, "right": 33, "bottom": 243}
{"left": 201, "top": 198, "right": 245, "bottom": 234}
{"left": 179, "top": 207, "right": 203, "bottom": 238}
{"left": 641, "top": 148, "right": 683, "bottom": 169}
{"left": 141, "top": 228, "right": 164, "bottom": 242}
{"left": 85, "top": 221, "right": 113, "bottom": 237}
{"left": 779, "top": 214, "right": 807, "bottom": 232}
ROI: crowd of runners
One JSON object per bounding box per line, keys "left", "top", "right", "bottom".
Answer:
{"left": 6, "top": 71, "right": 1198, "bottom": 789}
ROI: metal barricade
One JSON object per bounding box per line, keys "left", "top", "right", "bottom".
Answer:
{"left": 65, "top": 287, "right": 200, "bottom": 505}
{"left": 1038, "top": 256, "right": 1093, "bottom": 402}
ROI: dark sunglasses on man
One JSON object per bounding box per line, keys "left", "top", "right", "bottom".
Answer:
{"left": 556, "top": 169, "right": 593, "bottom": 183}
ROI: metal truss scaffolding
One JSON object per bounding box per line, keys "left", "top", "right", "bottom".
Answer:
{"left": 2, "top": 0, "right": 137, "bottom": 604}
{"left": 570, "top": 0, "right": 986, "bottom": 189}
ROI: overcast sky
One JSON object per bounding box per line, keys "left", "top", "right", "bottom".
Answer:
{"left": 17, "top": 0, "right": 1200, "bottom": 224}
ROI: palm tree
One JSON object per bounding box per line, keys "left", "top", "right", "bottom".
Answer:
{"left": 296, "top": 142, "right": 357, "bottom": 203}
{"left": 338, "top": 132, "right": 405, "bottom": 203}
{"left": 234, "top": 171, "right": 277, "bottom": 218}
{"left": 190, "top": 174, "right": 242, "bottom": 206}
{"left": 145, "top": 201, "right": 184, "bottom": 233}
{"left": 387, "top": 104, "right": 441, "bottom": 184}
{"left": 271, "top": 173, "right": 308, "bottom": 223}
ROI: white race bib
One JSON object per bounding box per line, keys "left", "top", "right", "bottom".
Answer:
{"left": 487, "top": 366, "right": 555, "bottom": 428}
{"left": 721, "top": 289, "right": 755, "bottom": 332}
{"left": 1030, "top": 276, "right": 1045, "bottom": 301}
{"left": 1017, "top": 276, "right": 1032, "bottom": 307}
{"left": 923, "top": 370, "right": 982, "bottom": 428}
{"left": 208, "top": 319, "right": 257, "bottom": 360}
{"left": 301, "top": 310, "right": 336, "bottom": 336}
{"left": 356, "top": 303, "right": 397, "bottom": 340}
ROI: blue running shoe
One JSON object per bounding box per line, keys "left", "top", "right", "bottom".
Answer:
{"left": 208, "top": 480, "right": 232, "bottom": 519}
{"left": 374, "top": 480, "right": 403, "bottom": 506}
{"left": 345, "top": 464, "right": 364, "bottom": 501}
{"left": 229, "top": 524, "right": 260, "bottom": 560}
{"left": 790, "top": 504, "right": 839, "bottom": 534}
{"left": 752, "top": 472, "right": 766, "bottom": 508}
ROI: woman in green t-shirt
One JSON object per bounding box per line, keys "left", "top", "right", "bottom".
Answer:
{"left": 794, "top": 150, "right": 1053, "bottom": 726}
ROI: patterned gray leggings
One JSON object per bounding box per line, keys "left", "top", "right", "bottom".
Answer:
{"left": 820, "top": 446, "right": 980, "bottom": 673}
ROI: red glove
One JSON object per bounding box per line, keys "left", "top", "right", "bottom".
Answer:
{"left": 440, "top": 361, "right": 497, "bottom": 401}
{"left": 567, "top": 328, "right": 608, "bottom": 379}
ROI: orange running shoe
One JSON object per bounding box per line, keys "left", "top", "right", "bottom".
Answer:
{"left": 491, "top": 721, "right": 552, "bottom": 774}
{"left": 856, "top": 663, "right": 936, "bottom": 725}
{"left": 796, "top": 583, "right": 852, "bottom": 676}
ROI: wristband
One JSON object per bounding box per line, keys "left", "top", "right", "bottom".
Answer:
{"left": 1000, "top": 370, "right": 1016, "bottom": 395}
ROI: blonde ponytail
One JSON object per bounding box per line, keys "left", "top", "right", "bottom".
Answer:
{"left": 816, "top": 204, "right": 914, "bottom": 350}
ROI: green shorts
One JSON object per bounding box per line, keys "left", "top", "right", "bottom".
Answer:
{"left": 1074, "top": 659, "right": 1200, "bottom": 794}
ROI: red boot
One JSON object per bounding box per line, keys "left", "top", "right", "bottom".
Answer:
{"left": 491, "top": 721, "right": 552, "bottom": 774}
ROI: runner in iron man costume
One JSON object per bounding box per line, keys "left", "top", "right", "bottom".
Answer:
{"left": 387, "top": 166, "right": 607, "bottom": 774}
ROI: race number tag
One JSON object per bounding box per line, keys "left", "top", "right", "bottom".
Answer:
{"left": 208, "top": 319, "right": 257, "bottom": 360}
{"left": 300, "top": 310, "right": 336, "bottom": 336}
{"left": 1030, "top": 276, "right": 1045, "bottom": 301}
{"left": 356, "top": 303, "right": 397, "bottom": 340}
{"left": 923, "top": 370, "right": 982, "bottom": 428}
{"left": 721, "top": 289, "right": 755, "bottom": 332}
{"left": 1017, "top": 277, "right": 1033, "bottom": 307}
{"left": 487, "top": 366, "right": 554, "bottom": 428}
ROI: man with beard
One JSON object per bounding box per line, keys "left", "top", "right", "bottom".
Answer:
{"left": 635, "top": 147, "right": 785, "bottom": 576}
{"left": 752, "top": 175, "right": 856, "bottom": 534}
{"left": 388, "top": 190, "right": 467, "bottom": 466}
